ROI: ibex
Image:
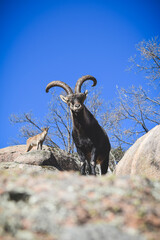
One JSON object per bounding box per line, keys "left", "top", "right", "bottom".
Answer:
{"left": 26, "top": 127, "right": 49, "bottom": 152}
{"left": 46, "top": 75, "right": 111, "bottom": 175}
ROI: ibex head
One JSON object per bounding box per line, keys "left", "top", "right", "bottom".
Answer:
{"left": 41, "top": 127, "right": 49, "bottom": 133}
{"left": 46, "top": 75, "right": 97, "bottom": 113}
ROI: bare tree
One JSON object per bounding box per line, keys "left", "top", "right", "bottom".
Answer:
{"left": 105, "top": 86, "right": 160, "bottom": 149}
{"left": 105, "top": 37, "right": 160, "bottom": 149}
{"left": 10, "top": 112, "right": 59, "bottom": 148}
{"left": 129, "top": 36, "right": 160, "bottom": 85}
{"left": 45, "top": 92, "right": 74, "bottom": 153}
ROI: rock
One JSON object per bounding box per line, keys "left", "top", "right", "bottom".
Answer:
{"left": 0, "top": 162, "right": 57, "bottom": 172}
{"left": 15, "top": 150, "right": 54, "bottom": 166}
{"left": 0, "top": 145, "right": 80, "bottom": 171}
{"left": 0, "top": 169, "right": 160, "bottom": 240}
{"left": 60, "top": 224, "right": 146, "bottom": 240}
{"left": 0, "top": 145, "right": 26, "bottom": 163}
{"left": 115, "top": 125, "right": 160, "bottom": 179}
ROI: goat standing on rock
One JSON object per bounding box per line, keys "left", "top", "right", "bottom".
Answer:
{"left": 46, "top": 75, "right": 111, "bottom": 175}
{"left": 26, "top": 127, "right": 49, "bottom": 152}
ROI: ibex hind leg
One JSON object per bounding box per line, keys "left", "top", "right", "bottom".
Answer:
{"left": 100, "top": 157, "right": 109, "bottom": 175}
{"left": 96, "top": 164, "right": 101, "bottom": 176}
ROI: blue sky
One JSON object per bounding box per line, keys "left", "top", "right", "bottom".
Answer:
{"left": 1, "top": 0, "right": 160, "bottom": 148}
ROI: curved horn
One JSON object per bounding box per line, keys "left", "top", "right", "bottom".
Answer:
{"left": 46, "top": 81, "right": 73, "bottom": 95}
{"left": 75, "top": 75, "right": 97, "bottom": 93}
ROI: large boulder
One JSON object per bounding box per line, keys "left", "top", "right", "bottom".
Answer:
{"left": 15, "top": 149, "right": 54, "bottom": 166}
{"left": 115, "top": 125, "right": 160, "bottom": 179}
{"left": 0, "top": 145, "right": 26, "bottom": 163}
{"left": 0, "top": 145, "right": 80, "bottom": 171}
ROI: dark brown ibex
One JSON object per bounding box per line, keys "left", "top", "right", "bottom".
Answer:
{"left": 46, "top": 75, "right": 111, "bottom": 175}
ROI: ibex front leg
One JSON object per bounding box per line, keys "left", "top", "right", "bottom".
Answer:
{"left": 37, "top": 143, "right": 40, "bottom": 150}
{"left": 39, "top": 141, "right": 43, "bottom": 150}
{"left": 89, "top": 147, "right": 97, "bottom": 176}
{"left": 77, "top": 148, "right": 87, "bottom": 175}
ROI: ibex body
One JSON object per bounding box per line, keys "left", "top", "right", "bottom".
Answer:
{"left": 26, "top": 127, "right": 49, "bottom": 152}
{"left": 46, "top": 75, "right": 111, "bottom": 175}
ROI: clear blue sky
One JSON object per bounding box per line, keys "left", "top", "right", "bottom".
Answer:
{"left": 1, "top": 0, "right": 160, "bottom": 148}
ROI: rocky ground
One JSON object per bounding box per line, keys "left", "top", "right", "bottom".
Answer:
{"left": 0, "top": 163, "right": 160, "bottom": 240}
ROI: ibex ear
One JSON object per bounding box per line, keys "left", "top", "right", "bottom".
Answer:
{"left": 84, "top": 90, "right": 88, "bottom": 97}
{"left": 60, "top": 95, "right": 69, "bottom": 103}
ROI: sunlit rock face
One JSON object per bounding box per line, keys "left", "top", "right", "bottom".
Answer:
{"left": 115, "top": 125, "right": 160, "bottom": 180}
